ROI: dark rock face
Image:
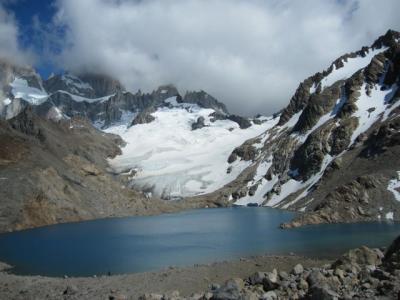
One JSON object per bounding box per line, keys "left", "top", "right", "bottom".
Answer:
{"left": 290, "top": 125, "right": 332, "bottom": 181}
{"left": 277, "top": 78, "right": 314, "bottom": 126}
{"left": 208, "top": 111, "right": 253, "bottom": 129}
{"left": 209, "top": 111, "right": 227, "bottom": 122}
{"left": 362, "top": 114, "right": 400, "bottom": 157}
{"left": 328, "top": 118, "right": 358, "bottom": 155}
{"left": 181, "top": 90, "right": 229, "bottom": 114}
{"left": 77, "top": 73, "right": 125, "bottom": 97}
{"left": 226, "top": 115, "right": 252, "bottom": 129}
{"left": 230, "top": 143, "right": 257, "bottom": 162}
{"left": 292, "top": 84, "right": 341, "bottom": 134}
{"left": 130, "top": 108, "right": 156, "bottom": 126}
{"left": 8, "top": 107, "right": 45, "bottom": 142}
{"left": 43, "top": 74, "right": 96, "bottom": 98}
{"left": 191, "top": 116, "right": 206, "bottom": 130}
{"left": 372, "top": 29, "right": 400, "bottom": 49}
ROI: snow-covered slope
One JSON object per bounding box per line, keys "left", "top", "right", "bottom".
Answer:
{"left": 319, "top": 47, "right": 387, "bottom": 90}
{"left": 225, "top": 30, "right": 400, "bottom": 226}
{"left": 105, "top": 97, "right": 277, "bottom": 199}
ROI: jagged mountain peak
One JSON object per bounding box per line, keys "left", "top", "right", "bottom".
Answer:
{"left": 43, "top": 71, "right": 125, "bottom": 99}
{"left": 278, "top": 30, "right": 399, "bottom": 127}
{"left": 371, "top": 29, "right": 400, "bottom": 49}
{"left": 223, "top": 30, "right": 400, "bottom": 228}
{"left": 182, "top": 90, "right": 229, "bottom": 114}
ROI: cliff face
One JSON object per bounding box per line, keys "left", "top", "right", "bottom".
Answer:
{"left": 200, "top": 30, "right": 400, "bottom": 226}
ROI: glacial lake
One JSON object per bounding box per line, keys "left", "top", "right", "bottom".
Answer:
{"left": 0, "top": 207, "right": 399, "bottom": 277}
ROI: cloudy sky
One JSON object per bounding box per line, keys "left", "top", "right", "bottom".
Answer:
{"left": 1, "top": 0, "right": 400, "bottom": 115}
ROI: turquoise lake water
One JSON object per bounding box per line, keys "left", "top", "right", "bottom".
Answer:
{"left": 0, "top": 207, "right": 399, "bottom": 276}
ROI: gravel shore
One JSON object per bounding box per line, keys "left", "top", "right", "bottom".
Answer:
{"left": 0, "top": 255, "right": 329, "bottom": 300}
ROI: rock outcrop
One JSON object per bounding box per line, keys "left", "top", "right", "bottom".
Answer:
{"left": 130, "top": 107, "right": 156, "bottom": 126}
{"left": 191, "top": 116, "right": 206, "bottom": 130}
{"left": 181, "top": 90, "right": 229, "bottom": 114}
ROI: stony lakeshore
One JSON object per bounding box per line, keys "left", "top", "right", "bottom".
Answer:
{"left": 0, "top": 236, "right": 399, "bottom": 299}
{"left": 138, "top": 236, "right": 400, "bottom": 300}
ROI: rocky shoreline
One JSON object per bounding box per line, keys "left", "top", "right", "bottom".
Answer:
{"left": 141, "top": 236, "right": 400, "bottom": 300}
{"left": 0, "top": 255, "right": 329, "bottom": 300}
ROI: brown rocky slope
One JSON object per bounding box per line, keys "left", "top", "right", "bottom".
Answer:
{"left": 0, "top": 108, "right": 223, "bottom": 233}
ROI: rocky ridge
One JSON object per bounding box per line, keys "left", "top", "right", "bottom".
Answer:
{"left": 197, "top": 30, "right": 400, "bottom": 227}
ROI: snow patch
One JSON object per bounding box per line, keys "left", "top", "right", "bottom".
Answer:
{"left": 56, "top": 90, "right": 114, "bottom": 103}
{"left": 309, "top": 83, "right": 317, "bottom": 94}
{"left": 386, "top": 212, "right": 394, "bottom": 220}
{"left": 164, "top": 96, "right": 179, "bottom": 106}
{"left": 281, "top": 155, "right": 334, "bottom": 208}
{"left": 280, "top": 110, "right": 303, "bottom": 130}
{"left": 3, "top": 98, "right": 11, "bottom": 105}
{"left": 350, "top": 83, "right": 398, "bottom": 145}
{"left": 387, "top": 171, "right": 400, "bottom": 202}
{"left": 10, "top": 78, "right": 48, "bottom": 105}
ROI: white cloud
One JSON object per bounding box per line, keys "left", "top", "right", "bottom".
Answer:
{"left": 0, "top": 4, "right": 34, "bottom": 65}
{"left": 53, "top": 0, "right": 400, "bottom": 115}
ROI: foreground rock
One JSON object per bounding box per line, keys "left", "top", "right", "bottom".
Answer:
{"left": 0, "top": 255, "right": 328, "bottom": 300}
{"left": 140, "top": 236, "right": 400, "bottom": 300}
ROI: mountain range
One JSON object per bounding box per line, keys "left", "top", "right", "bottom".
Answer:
{"left": 0, "top": 29, "right": 399, "bottom": 232}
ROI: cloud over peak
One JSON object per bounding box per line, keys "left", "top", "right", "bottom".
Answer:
{"left": 0, "top": 4, "right": 35, "bottom": 66}
{"left": 6, "top": 0, "right": 400, "bottom": 115}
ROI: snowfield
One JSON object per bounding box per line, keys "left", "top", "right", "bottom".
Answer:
{"left": 105, "top": 98, "right": 278, "bottom": 198}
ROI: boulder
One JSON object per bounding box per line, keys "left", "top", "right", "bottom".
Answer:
{"left": 384, "top": 235, "right": 400, "bottom": 264}
{"left": 192, "top": 116, "right": 206, "bottom": 130}
{"left": 262, "top": 269, "right": 279, "bottom": 291}
{"left": 261, "top": 290, "right": 277, "bottom": 300}
{"left": 130, "top": 108, "right": 156, "bottom": 126}
{"left": 249, "top": 271, "right": 266, "bottom": 285}
{"left": 292, "top": 263, "right": 304, "bottom": 275}
{"left": 306, "top": 285, "right": 340, "bottom": 300}
{"left": 227, "top": 115, "right": 252, "bottom": 129}
{"left": 63, "top": 285, "right": 78, "bottom": 295}
{"left": 332, "top": 246, "right": 382, "bottom": 270}
{"left": 212, "top": 278, "right": 244, "bottom": 300}
{"left": 306, "top": 270, "right": 327, "bottom": 287}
